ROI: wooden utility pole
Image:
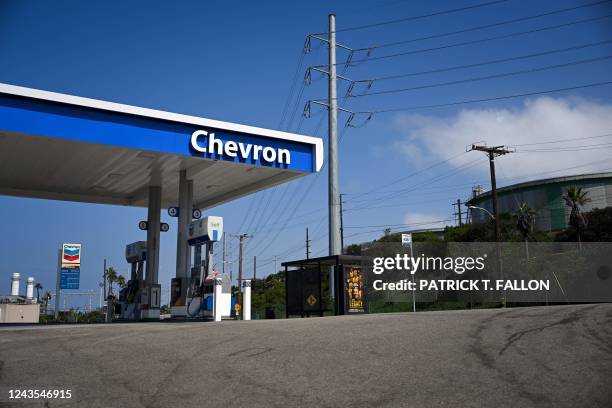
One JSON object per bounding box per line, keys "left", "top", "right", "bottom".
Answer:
{"left": 468, "top": 145, "right": 514, "bottom": 242}
{"left": 453, "top": 199, "right": 463, "bottom": 226}
{"left": 306, "top": 228, "right": 311, "bottom": 259}
{"left": 469, "top": 144, "right": 514, "bottom": 307}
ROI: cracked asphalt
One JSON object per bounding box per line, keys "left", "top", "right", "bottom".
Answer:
{"left": 0, "top": 304, "right": 611, "bottom": 407}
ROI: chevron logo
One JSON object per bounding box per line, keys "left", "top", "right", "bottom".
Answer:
{"left": 62, "top": 243, "right": 81, "bottom": 265}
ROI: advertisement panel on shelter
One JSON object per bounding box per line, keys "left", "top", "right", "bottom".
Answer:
{"left": 344, "top": 265, "right": 365, "bottom": 314}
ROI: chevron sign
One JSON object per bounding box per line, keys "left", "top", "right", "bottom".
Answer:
{"left": 62, "top": 243, "right": 82, "bottom": 267}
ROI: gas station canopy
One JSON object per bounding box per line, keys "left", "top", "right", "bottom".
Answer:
{"left": 0, "top": 83, "right": 323, "bottom": 209}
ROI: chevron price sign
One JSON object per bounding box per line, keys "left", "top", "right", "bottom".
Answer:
{"left": 60, "top": 243, "right": 81, "bottom": 289}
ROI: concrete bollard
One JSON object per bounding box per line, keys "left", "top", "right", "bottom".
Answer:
{"left": 242, "top": 279, "right": 251, "bottom": 321}
{"left": 213, "top": 277, "right": 223, "bottom": 322}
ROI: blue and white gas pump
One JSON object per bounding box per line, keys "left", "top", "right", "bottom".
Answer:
{"left": 181, "top": 216, "right": 232, "bottom": 320}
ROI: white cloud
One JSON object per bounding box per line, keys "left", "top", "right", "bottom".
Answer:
{"left": 392, "top": 97, "right": 612, "bottom": 181}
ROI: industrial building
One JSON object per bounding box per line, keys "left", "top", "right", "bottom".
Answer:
{"left": 0, "top": 273, "right": 40, "bottom": 323}
{"left": 467, "top": 172, "right": 612, "bottom": 231}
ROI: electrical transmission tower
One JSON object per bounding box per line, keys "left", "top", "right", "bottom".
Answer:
{"left": 302, "top": 15, "right": 373, "bottom": 299}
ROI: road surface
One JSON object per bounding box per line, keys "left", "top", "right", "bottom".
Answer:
{"left": 1, "top": 304, "right": 611, "bottom": 407}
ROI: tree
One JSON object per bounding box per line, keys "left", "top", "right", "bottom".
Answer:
{"left": 563, "top": 186, "right": 590, "bottom": 248}
{"left": 34, "top": 282, "right": 43, "bottom": 303}
{"left": 515, "top": 202, "right": 536, "bottom": 259}
{"left": 106, "top": 267, "right": 118, "bottom": 295}
{"left": 42, "top": 291, "right": 52, "bottom": 314}
{"left": 116, "top": 275, "right": 127, "bottom": 289}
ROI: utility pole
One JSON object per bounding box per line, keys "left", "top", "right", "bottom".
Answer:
{"left": 233, "top": 233, "right": 252, "bottom": 319}
{"left": 222, "top": 232, "right": 226, "bottom": 275}
{"left": 339, "top": 193, "right": 345, "bottom": 254}
{"left": 468, "top": 145, "right": 514, "bottom": 242}
{"left": 453, "top": 199, "right": 463, "bottom": 226}
{"left": 306, "top": 228, "right": 311, "bottom": 259}
{"left": 328, "top": 13, "right": 341, "bottom": 257}
{"left": 103, "top": 258, "right": 108, "bottom": 322}
{"left": 328, "top": 13, "right": 341, "bottom": 301}
{"left": 253, "top": 255, "right": 257, "bottom": 281}
{"left": 469, "top": 144, "right": 514, "bottom": 307}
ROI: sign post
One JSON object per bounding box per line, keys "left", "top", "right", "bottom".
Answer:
{"left": 402, "top": 234, "right": 416, "bottom": 313}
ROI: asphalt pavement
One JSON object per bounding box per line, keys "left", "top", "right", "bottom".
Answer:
{"left": 1, "top": 304, "right": 611, "bottom": 408}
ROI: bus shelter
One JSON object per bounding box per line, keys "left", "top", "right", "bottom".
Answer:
{"left": 282, "top": 255, "right": 366, "bottom": 317}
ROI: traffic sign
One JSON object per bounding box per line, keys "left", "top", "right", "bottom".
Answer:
{"left": 160, "top": 223, "right": 170, "bottom": 232}
{"left": 168, "top": 207, "right": 179, "bottom": 217}
{"left": 138, "top": 221, "right": 148, "bottom": 231}
{"left": 192, "top": 208, "right": 202, "bottom": 219}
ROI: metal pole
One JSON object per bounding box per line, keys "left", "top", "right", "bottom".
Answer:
{"left": 238, "top": 235, "right": 244, "bottom": 319}
{"left": 253, "top": 255, "right": 256, "bottom": 281}
{"left": 222, "top": 231, "right": 226, "bottom": 275}
{"left": 55, "top": 249, "right": 61, "bottom": 319}
{"left": 409, "top": 243, "right": 416, "bottom": 313}
{"left": 339, "top": 193, "right": 344, "bottom": 254}
{"left": 328, "top": 14, "right": 340, "bottom": 300}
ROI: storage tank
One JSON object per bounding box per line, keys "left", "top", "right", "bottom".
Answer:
{"left": 26, "top": 277, "right": 35, "bottom": 300}
{"left": 11, "top": 273, "right": 20, "bottom": 296}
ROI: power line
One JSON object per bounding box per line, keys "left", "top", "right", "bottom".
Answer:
{"left": 313, "top": 0, "right": 510, "bottom": 34}
{"left": 343, "top": 54, "right": 612, "bottom": 98}
{"left": 350, "top": 40, "right": 612, "bottom": 84}
{"left": 364, "top": 0, "right": 612, "bottom": 50}
{"left": 321, "top": 13, "right": 612, "bottom": 67}
{"left": 356, "top": 80, "right": 612, "bottom": 114}
{"left": 510, "top": 132, "right": 612, "bottom": 147}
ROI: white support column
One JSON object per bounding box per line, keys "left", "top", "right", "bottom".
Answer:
{"left": 176, "top": 170, "right": 193, "bottom": 282}
{"left": 242, "top": 279, "right": 251, "bottom": 321}
{"left": 145, "top": 185, "right": 162, "bottom": 285}
{"left": 213, "top": 277, "right": 223, "bottom": 322}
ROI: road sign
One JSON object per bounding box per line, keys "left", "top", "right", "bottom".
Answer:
{"left": 168, "top": 207, "right": 179, "bottom": 217}
{"left": 307, "top": 294, "right": 317, "bottom": 306}
{"left": 60, "top": 267, "right": 80, "bottom": 289}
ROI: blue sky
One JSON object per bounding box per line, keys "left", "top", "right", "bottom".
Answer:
{"left": 1, "top": 0, "right": 611, "bottom": 307}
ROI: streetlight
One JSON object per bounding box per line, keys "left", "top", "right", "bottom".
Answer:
{"left": 467, "top": 205, "right": 495, "bottom": 220}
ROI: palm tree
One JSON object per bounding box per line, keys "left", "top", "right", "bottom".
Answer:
{"left": 34, "top": 282, "right": 43, "bottom": 303}
{"left": 106, "top": 267, "right": 118, "bottom": 295}
{"left": 563, "top": 186, "right": 591, "bottom": 248}
{"left": 42, "top": 291, "right": 52, "bottom": 314}
{"left": 116, "top": 275, "right": 127, "bottom": 289}
{"left": 515, "top": 202, "right": 536, "bottom": 259}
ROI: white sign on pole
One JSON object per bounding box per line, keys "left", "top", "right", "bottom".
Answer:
{"left": 401, "top": 233, "right": 412, "bottom": 247}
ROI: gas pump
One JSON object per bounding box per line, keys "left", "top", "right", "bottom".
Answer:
{"left": 119, "top": 241, "right": 161, "bottom": 320}
{"left": 182, "top": 216, "right": 232, "bottom": 320}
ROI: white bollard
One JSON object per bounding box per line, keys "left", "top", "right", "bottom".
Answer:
{"left": 242, "top": 280, "right": 251, "bottom": 321}
{"left": 213, "top": 277, "right": 223, "bottom": 322}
